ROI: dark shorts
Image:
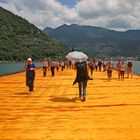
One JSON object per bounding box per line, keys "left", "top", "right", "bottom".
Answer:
{"left": 127, "top": 67, "right": 132, "bottom": 73}
{"left": 107, "top": 70, "right": 112, "bottom": 77}
{"left": 120, "top": 71, "right": 125, "bottom": 76}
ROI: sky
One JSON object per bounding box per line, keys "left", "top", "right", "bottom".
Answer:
{"left": 0, "top": 0, "right": 140, "bottom": 31}
{"left": 58, "top": 0, "right": 77, "bottom": 8}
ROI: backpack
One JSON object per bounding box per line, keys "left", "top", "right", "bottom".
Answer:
{"left": 76, "top": 62, "right": 87, "bottom": 78}
{"left": 127, "top": 61, "right": 132, "bottom": 67}
{"left": 77, "top": 62, "right": 86, "bottom": 72}
{"left": 73, "top": 62, "right": 88, "bottom": 85}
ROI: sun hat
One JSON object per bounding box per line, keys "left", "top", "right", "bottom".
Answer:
{"left": 27, "top": 58, "right": 32, "bottom": 61}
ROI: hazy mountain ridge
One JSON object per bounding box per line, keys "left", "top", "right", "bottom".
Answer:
{"left": 44, "top": 24, "right": 140, "bottom": 58}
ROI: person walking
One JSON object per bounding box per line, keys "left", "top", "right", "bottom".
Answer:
{"left": 56, "top": 61, "right": 60, "bottom": 72}
{"left": 94, "top": 60, "right": 98, "bottom": 71}
{"left": 98, "top": 60, "right": 102, "bottom": 72}
{"left": 61, "top": 61, "right": 65, "bottom": 71}
{"left": 73, "top": 61, "right": 88, "bottom": 102}
{"left": 42, "top": 58, "right": 48, "bottom": 77}
{"left": 106, "top": 61, "right": 113, "bottom": 81}
{"left": 102, "top": 61, "right": 106, "bottom": 72}
{"left": 120, "top": 61, "right": 125, "bottom": 80}
{"left": 24, "top": 58, "right": 36, "bottom": 94}
{"left": 116, "top": 60, "right": 121, "bottom": 79}
{"left": 89, "top": 61, "right": 94, "bottom": 77}
{"left": 127, "top": 59, "right": 133, "bottom": 78}
{"left": 50, "top": 60, "right": 55, "bottom": 77}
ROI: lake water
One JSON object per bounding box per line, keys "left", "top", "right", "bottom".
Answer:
{"left": 0, "top": 62, "right": 41, "bottom": 76}
{"left": 128, "top": 61, "right": 140, "bottom": 75}
{"left": 0, "top": 61, "right": 140, "bottom": 76}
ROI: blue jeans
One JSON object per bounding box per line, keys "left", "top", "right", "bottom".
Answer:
{"left": 78, "top": 81, "right": 87, "bottom": 97}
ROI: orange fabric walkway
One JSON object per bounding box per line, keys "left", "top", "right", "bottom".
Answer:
{"left": 0, "top": 68, "right": 140, "bottom": 140}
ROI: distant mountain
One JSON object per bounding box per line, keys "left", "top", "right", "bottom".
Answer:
{"left": 44, "top": 27, "right": 54, "bottom": 33}
{"left": 44, "top": 24, "right": 140, "bottom": 58}
{"left": 0, "top": 7, "right": 69, "bottom": 61}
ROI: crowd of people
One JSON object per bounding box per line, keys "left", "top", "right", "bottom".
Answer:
{"left": 41, "top": 59, "right": 74, "bottom": 77}
{"left": 24, "top": 57, "right": 133, "bottom": 101}
{"left": 88, "top": 58, "right": 133, "bottom": 81}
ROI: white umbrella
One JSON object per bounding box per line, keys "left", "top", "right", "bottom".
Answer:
{"left": 66, "top": 51, "right": 88, "bottom": 62}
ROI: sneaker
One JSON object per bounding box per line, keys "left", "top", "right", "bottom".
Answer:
{"left": 79, "top": 95, "right": 82, "bottom": 98}
{"left": 83, "top": 96, "right": 86, "bottom": 102}
{"left": 29, "top": 91, "right": 34, "bottom": 94}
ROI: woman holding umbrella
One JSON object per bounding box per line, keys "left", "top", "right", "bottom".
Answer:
{"left": 73, "top": 61, "right": 88, "bottom": 101}
{"left": 66, "top": 51, "right": 91, "bottom": 102}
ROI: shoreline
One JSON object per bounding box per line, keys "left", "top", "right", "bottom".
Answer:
{"left": 0, "top": 61, "right": 140, "bottom": 76}
{"left": 0, "top": 67, "right": 41, "bottom": 77}
{"left": 0, "top": 68, "right": 139, "bottom": 77}
{"left": 0, "top": 61, "right": 41, "bottom": 63}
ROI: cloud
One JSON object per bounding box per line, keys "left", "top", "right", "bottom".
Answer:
{"left": 0, "top": 0, "right": 140, "bottom": 31}
{"left": 0, "top": 0, "right": 10, "bottom": 3}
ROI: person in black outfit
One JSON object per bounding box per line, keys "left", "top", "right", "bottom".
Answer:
{"left": 89, "top": 61, "right": 94, "bottom": 77}
{"left": 50, "top": 61, "right": 55, "bottom": 77}
{"left": 98, "top": 60, "right": 102, "bottom": 72}
{"left": 73, "top": 61, "right": 89, "bottom": 102}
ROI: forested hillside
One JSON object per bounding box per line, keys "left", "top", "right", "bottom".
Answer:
{"left": 0, "top": 7, "right": 69, "bottom": 61}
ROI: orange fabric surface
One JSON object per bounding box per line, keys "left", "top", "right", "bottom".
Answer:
{"left": 0, "top": 68, "right": 140, "bottom": 140}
